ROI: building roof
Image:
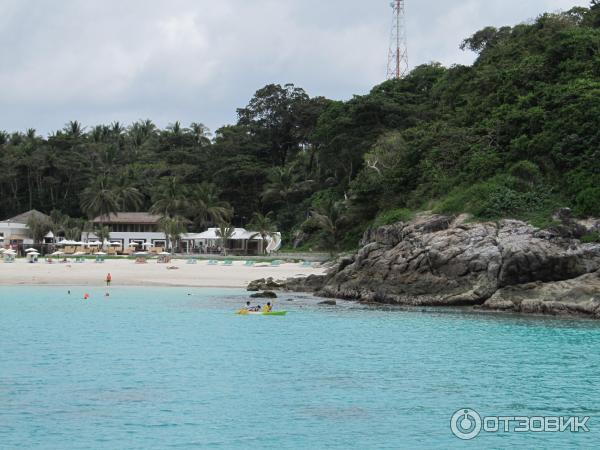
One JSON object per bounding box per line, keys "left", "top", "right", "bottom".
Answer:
{"left": 1, "top": 209, "right": 50, "bottom": 224}
{"left": 184, "top": 228, "right": 280, "bottom": 241}
{"left": 91, "top": 212, "right": 162, "bottom": 224}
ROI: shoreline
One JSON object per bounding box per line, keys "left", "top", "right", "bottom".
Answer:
{"left": 0, "top": 259, "right": 326, "bottom": 289}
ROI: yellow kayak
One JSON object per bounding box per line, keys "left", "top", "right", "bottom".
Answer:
{"left": 236, "top": 309, "right": 287, "bottom": 316}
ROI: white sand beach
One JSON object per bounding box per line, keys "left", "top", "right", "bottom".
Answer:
{"left": 0, "top": 259, "right": 325, "bottom": 288}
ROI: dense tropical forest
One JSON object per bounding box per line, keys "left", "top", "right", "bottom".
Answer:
{"left": 1, "top": 3, "right": 600, "bottom": 250}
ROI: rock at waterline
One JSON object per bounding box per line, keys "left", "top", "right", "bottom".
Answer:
{"left": 250, "top": 291, "right": 278, "bottom": 299}
{"left": 247, "top": 277, "right": 285, "bottom": 292}
{"left": 319, "top": 300, "right": 337, "bottom": 306}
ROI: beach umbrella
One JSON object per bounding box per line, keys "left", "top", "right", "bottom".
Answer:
{"left": 142, "top": 242, "right": 153, "bottom": 248}
{"left": 134, "top": 251, "right": 149, "bottom": 256}
{"left": 25, "top": 248, "right": 38, "bottom": 253}
{"left": 88, "top": 241, "right": 102, "bottom": 246}
{"left": 4, "top": 249, "right": 16, "bottom": 253}
{"left": 51, "top": 251, "right": 64, "bottom": 256}
{"left": 128, "top": 242, "right": 139, "bottom": 247}
{"left": 109, "top": 242, "right": 122, "bottom": 247}
{"left": 95, "top": 251, "right": 107, "bottom": 256}
{"left": 73, "top": 252, "right": 86, "bottom": 256}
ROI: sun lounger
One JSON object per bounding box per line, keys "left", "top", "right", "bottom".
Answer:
{"left": 300, "top": 260, "right": 313, "bottom": 267}
{"left": 244, "top": 260, "right": 255, "bottom": 267}
{"left": 208, "top": 260, "right": 218, "bottom": 265}
{"left": 222, "top": 260, "right": 233, "bottom": 266}
{"left": 186, "top": 257, "right": 198, "bottom": 264}
{"left": 270, "top": 260, "right": 282, "bottom": 267}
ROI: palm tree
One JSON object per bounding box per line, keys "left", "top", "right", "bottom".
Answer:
{"left": 80, "top": 177, "right": 119, "bottom": 223}
{"left": 190, "top": 122, "right": 211, "bottom": 147}
{"left": 308, "top": 200, "right": 347, "bottom": 252}
{"left": 261, "top": 166, "right": 299, "bottom": 206}
{"left": 113, "top": 176, "right": 144, "bottom": 211}
{"left": 191, "top": 182, "right": 232, "bottom": 228}
{"left": 215, "top": 223, "right": 235, "bottom": 256}
{"left": 158, "top": 216, "right": 186, "bottom": 254}
{"left": 94, "top": 225, "right": 111, "bottom": 250}
{"left": 150, "top": 177, "right": 187, "bottom": 218}
{"left": 64, "top": 120, "right": 84, "bottom": 138}
{"left": 249, "top": 212, "right": 278, "bottom": 254}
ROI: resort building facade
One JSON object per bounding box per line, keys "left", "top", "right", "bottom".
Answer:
{"left": 85, "top": 212, "right": 168, "bottom": 249}
{"left": 0, "top": 210, "right": 53, "bottom": 248}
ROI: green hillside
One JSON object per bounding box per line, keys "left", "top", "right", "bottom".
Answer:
{"left": 1, "top": 3, "right": 599, "bottom": 250}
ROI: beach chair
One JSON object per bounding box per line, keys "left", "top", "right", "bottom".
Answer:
{"left": 244, "top": 260, "right": 255, "bottom": 267}
{"left": 186, "top": 257, "right": 198, "bottom": 265}
{"left": 270, "top": 260, "right": 282, "bottom": 267}
{"left": 301, "top": 260, "right": 312, "bottom": 267}
{"left": 222, "top": 259, "right": 233, "bottom": 266}
{"left": 208, "top": 260, "right": 218, "bottom": 265}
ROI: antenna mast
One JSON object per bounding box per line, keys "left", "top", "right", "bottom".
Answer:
{"left": 387, "top": 0, "right": 408, "bottom": 79}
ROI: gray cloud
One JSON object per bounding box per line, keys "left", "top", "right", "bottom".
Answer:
{"left": 0, "top": 0, "right": 590, "bottom": 135}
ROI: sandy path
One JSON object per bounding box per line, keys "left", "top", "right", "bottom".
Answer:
{"left": 0, "top": 259, "right": 325, "bottom": 288}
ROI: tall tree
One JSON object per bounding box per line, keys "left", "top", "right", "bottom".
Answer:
{"left": 80, "top": 177, "right": 119, "bottom": 223}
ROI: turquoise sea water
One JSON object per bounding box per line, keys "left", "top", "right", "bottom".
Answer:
{"left": 1, "top": 287, "right": 599, "bottom": 449}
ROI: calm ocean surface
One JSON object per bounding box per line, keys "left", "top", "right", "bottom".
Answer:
{"left": 1, "top": 286, "right": 599, "bottom": 449}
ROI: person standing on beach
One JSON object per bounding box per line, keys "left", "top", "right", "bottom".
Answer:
{"left": 105, "top": 273, "right": 112, "bottom": 287}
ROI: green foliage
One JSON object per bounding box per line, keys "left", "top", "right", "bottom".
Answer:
{"left": 373, "top": 208, "right": 414, "bottom": 227}
{"left": 574, "top": 187, "right": 600, "bottom": 216}
{"left": 434, "top": 175, "right": 564, "bottom": 224}
{"left": 581, "top": 232, "right": 600, "bottom": 243}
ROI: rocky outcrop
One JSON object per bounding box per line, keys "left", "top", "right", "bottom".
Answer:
{"left": 247, "top": 277, "right": 286, "bottom": 292}
{"left": 481, "top": 271, "right": 600, "bottom": 318}
{"left": 275, "top": 211, "right": 600, "bottom": 318}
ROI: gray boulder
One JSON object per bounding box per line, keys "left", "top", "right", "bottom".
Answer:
{"left": 315, "top": 213, "right": 600, "bottom": 312}
{"left": 481, "top": 271, "right": 600, "bottom": 318}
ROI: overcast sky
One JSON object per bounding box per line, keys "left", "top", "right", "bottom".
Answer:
{"left": 0, "top": 0, "right": 590, "bottom": 135}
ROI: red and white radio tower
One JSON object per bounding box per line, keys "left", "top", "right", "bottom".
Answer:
{"left": 387, "top": 0, "right": 409, "bottom": 79}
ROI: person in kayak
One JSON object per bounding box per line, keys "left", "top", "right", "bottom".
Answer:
{"left": 263, "top": 302, "right": 272, "bottom": 312}
{"left": 244, "top": 301, "right": 251, "bottom": 310}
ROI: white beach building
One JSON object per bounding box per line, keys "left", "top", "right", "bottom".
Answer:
{"left": 85, "top": 212, "right": 168, "bottom": 249}
{"left": 182, "top": 228, "right": 282, "bottom": 255}
{"left": 0, "top": 210, "right": 53, "bottom": 249}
